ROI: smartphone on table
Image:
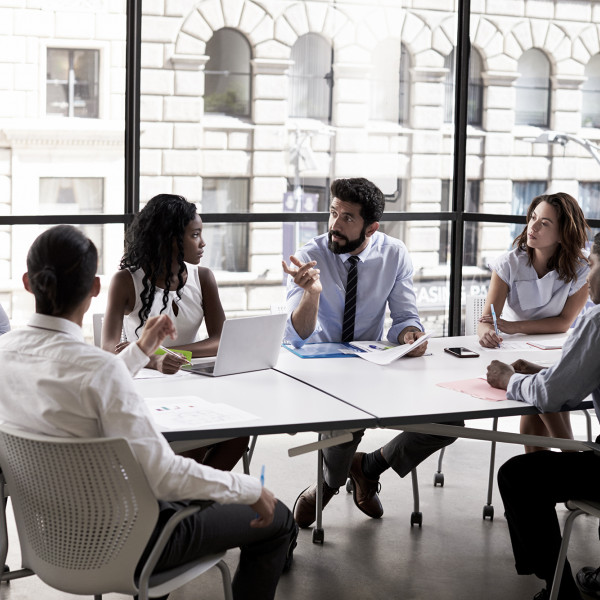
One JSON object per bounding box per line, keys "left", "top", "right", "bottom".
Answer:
{"left": 444, "top": 347, "right": 480, "bottom": 358}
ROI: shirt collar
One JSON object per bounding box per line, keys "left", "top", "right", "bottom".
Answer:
{"left": 341, "top": 235, "right": 374, "bottom": 264}
{"left": 27, "top": 313, "right": 85, "bottom": 342}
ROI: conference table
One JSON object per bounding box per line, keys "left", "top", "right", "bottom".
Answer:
{"left": 274, "top": 332, "right": 596, "bottom": 537}
{"left": 274, "top": 333, "right": 569, "bottom": 424}
{"left": 135, "top": 332, "right": 594, "bottom": 543}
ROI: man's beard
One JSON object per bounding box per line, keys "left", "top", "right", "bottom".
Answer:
{"left": 327, "top": 227, "right": 367, "bottom": 254}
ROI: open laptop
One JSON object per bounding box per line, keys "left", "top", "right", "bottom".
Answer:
{"left": 181, "top": 313, "right": 287, "bottom": 377}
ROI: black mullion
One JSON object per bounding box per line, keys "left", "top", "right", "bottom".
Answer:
{"left": 124, "top": 0, "right": 141, "bottom": 220}
{"left": 448, "top": 0, "right": 471, "bottom": 336}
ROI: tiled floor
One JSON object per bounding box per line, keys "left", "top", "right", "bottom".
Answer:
{"left": 1, "top": 414, "right": 599, "bottom": 600}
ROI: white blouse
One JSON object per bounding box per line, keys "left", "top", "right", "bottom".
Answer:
{"left": 493, "top": 248, "right": 589, "bottom": 322}
{"left": 123, "top": 263, "right": 205, "bottom": 346}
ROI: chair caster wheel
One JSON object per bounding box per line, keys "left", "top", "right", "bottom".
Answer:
{"left": 483, "top": 505, "right": 494, "bottom": 520}
{"left": 2, "top": 564, "right": 10, "bottom": 584}
{"left": 410, "top": 512, "right": 423, "bottom": 527}
{"left": 433, "top": 472, "right": 444, "bottom": 487}
{"left": 312, "top": 528, "right": 324, "bottom": 544}
{"left": 345, "top": 478, "right": 353, "bottom": 494}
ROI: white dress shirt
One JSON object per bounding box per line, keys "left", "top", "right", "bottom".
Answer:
{"left": 284, "top": 231, "right": 423, "bottom": 347}
{"left": 507, "top": 304, "right": 600, "bottom": 420}
{"left": 0, "top": 314, "right": 261, "bottom": 505}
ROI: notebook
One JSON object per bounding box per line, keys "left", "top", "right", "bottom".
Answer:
{"left": 181, "top": 313, "right": 287, "bottom": 377}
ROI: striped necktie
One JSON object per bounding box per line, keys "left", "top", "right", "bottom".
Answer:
{"left": 341, "top": 255, "right": 359, "bottom": 343}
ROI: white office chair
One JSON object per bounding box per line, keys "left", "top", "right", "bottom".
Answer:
{"left": 549, "top": 499, "right": 600, "bottom": 600}
{"left": 0, "top": 424, "right": 233, "bottom": 599}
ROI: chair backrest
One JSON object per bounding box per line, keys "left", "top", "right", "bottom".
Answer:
{"left": 465, "top": 296, "right": 487, "bottom": 336}
{"left": 92, "top": 313, "right": 103, "bottom": 347}
{"left": 0, "top": 425, "right": 158, "bottom": 596}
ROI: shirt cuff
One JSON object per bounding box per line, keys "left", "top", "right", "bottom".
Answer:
{"left": 235, "top": 474, "right": 263, "bottom": 505}
{"left": 118, "top": 342, "right": 150, "bottom": 376}
{"left": 285, "top": 317, "right": 321, "bottom": 348}
{"left": 388, "top": 320, "right": 423, "bottom": 344}
{"left": 506, "top": 373, "right": 527, "bottom": 401}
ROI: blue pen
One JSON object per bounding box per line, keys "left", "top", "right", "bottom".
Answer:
{"left": 491, "top": 304, "right": 501, "bottom": 348}
{"left": 256, "top": 465, "right": 265, "bottom": 519}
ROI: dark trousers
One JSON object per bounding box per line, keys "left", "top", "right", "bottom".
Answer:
{"left": 322, "top": 421, "right": 463, "bottom": 488}
{"left": 141, "top": 500, "right": 295, "bottom": 600}
{"left": 498, "top": 450, "right": 600, "bottom": 598}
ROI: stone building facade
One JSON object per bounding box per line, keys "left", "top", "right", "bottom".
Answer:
{"left": 1, "top": 0, "right": 599, "bottom": 333}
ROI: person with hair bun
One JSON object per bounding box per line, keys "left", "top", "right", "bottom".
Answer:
{"left": 0, "top": 225, "right": 296, "bottom": 598}
{"left": 478, "top": 192, "right": 590, "bottom": 452}
{"left": 103, "top": 194, "right": 248, "bottom": 472}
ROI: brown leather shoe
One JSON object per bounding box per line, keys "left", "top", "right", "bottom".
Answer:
{"left": 293, "top": 482, "right": 338, "bottom": 528}
{"left": 349, "top": 452, "right": 383, "bottom": 518}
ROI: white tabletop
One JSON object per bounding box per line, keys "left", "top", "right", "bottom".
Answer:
{"left": 135, "top": 367, "right": 376, "bottom": 441}
{"left": 275, "top": 333, "right": 586, "bottom": 426}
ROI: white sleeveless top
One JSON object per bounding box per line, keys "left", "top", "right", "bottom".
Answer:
{"left": 493, "top": 248, "right": 589, "bottom": 322}
{"left": 123, "top": 263, "right": 205, "bottom": 347}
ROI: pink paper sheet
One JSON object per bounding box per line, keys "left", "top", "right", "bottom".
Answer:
{"left": 437, "top": 378, "right": 507, "bottom": 402}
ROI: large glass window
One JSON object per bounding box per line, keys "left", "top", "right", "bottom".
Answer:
{"left": 204, "top": 29, "right": 251, "bottom": 118}
{"left": 46, "top": 48, "right": 99, "bottom": 118}
{"left": 582, "top": 54, "right": 600, "bottom": 128}
{"left": 289, "top": 33, "right": 333, "bottom": 120}
{"left": 515, "top": 49, "right": 551, "bottom": 127}
{"left": 2, "top": 3, "right": 125, "bottom": 332}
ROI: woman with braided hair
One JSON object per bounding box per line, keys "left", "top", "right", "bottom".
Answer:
{"left": 103, "top": 193, "right": 249, "bottom": 471}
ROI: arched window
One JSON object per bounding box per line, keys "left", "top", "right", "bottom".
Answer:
{"left": 399, "top": 44, "right": 410, "bottom": 126}
{"left": 289, "top": 33, "right": 333, "bottom": 121}
{"left": 444, "top": 47, "right": 483, "bottom": 126}
{"left": 582, "top": 54, "right": 600, "bottom": 128}
{"left": 515, "top": 49, "right": 550, "bottom": 127}
{"left": 204, "top": 29, "right": 251, "bottom": 118}
{"left": 370, "top": 39, "right": 400, "bottom": 123}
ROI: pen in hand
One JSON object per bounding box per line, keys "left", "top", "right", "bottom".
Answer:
{"left": 490, "top": 304, "right": 501, "bottom": 348}
{"left": 159, "top": 345, "right": 192, "bottom": 366}
{"left": 256, "top": 465, "right": 265, "bottom": 518}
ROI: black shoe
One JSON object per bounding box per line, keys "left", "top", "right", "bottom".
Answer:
{"left": 533, "top": 589, "right": 549, "bottom": 600}
{"left": 577, "top": 566, "right": 600, "bottom": 598}
{"left": 282, "top": 523, "right": 299, "bottom": 574}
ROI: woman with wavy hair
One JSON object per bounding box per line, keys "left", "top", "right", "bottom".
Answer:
{"left": 103, "top": 193, "right": 249, "bottom": 470}
{"left": 478, "top": 192, "right": 590, "bottom": 451}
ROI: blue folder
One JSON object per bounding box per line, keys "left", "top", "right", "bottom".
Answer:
{"left": 283, "top": 342, "right": 364, "bottom": 359}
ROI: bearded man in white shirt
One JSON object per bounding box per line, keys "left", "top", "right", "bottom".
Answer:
{"left": 0, "top": 225, "right": 296, "bottom": 600}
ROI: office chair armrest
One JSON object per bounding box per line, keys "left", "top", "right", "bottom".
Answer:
{"left": 138, "top": 500, "right": 215, "bottom": 587}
